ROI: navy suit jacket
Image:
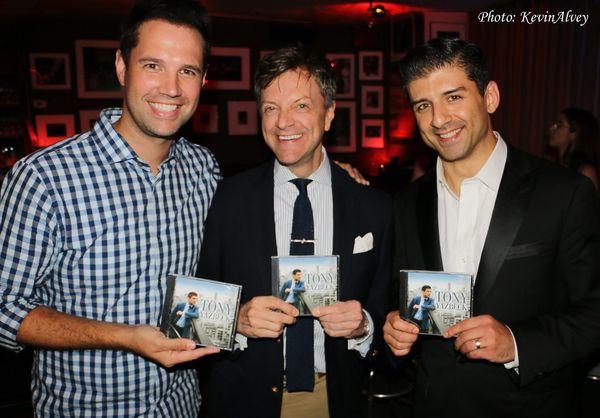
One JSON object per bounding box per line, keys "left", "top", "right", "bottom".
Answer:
{"left": 278, "top": 279, "right": 305, "bottom": 311}
{"left": 407, "top": 296, "right": 435, "bottom": 329}
{"left": 198, "top": 158, "right": 392, "bottom": 417}
{"left": 169, "top": 302, "right": 198, "bottom": 337}
{"left": 393, "top": 145, "right": 600, "bottom": 416}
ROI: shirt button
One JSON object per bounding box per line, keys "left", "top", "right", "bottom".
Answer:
{"left": 271, "top": 387, "right": 278, "bottom": 393}
{"left": 461, "top": 257, "right": 467, "bottom": 264}
{"left": 157, "top": 234, "right": 161, "bottom": 240}
{"left": 277, "top": 338, "right": 282, "bottom": 344}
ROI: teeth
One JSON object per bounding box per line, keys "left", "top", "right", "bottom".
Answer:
{"left": 440, "top": 128, "right": 461, "bottom": 139}
{"left": 279, "top": 134, "right": 302, "bottom": 140}
{"left": 149, "top": 102, "right": 179, "bottom": 112}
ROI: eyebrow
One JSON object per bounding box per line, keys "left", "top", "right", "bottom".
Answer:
{"left": 410, "top": 86, "right": 467, "bottom": 106}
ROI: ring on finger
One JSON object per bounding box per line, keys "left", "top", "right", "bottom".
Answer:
{"left": 475, "top": 339, "right": 481, "bottom": 349}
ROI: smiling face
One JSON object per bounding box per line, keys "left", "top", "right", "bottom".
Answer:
{"left": 114, "top": 19, "right": 205, "bottom": 145}
{"left": 408, "top": 65, "right": 499, "bottom": 175}
{"left": 260, "top": 70, "right": 335, "bottom": 178}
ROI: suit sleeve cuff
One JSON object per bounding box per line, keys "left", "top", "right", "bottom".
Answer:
{"left": 347, "top": 309, "right": 374, "bottom": 357}
{"left": 503, "top": 325, "right": 520, "bottom": 373}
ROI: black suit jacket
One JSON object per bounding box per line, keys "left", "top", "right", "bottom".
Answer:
{"left": 393, "top": 144, "right": 600, "bottom": 417}
{"left": 198, "top": 158, "right": 393, "bottom": 417}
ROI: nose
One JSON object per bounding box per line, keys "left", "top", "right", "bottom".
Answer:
{"left": 431, "top": 104, "right": 451, "bottom": 129}
{"left": 158, "top": 71, "right": 182, "bottom": 97}
{"left": 275, "top": 108, "right": 295, "bottom": 130}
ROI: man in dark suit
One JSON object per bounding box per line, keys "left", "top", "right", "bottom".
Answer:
{"left": 279, "top": 269, "right": 306, "bottom": 311}
{"left": 383, "top": 37, "right": 600, "bottom": 416}
{"left": 169, "top": 292, "right": 199, "bottom": 338}
{"left": 407, "top": 285, "right": 435, "bottom": 332}
{"left": 198, "top": 44, "right": 392, "bottom": 417}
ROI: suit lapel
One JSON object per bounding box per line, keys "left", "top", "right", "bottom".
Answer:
{"left": 249, "top": 161, "right": 278, "bottom": 296}
{"left": 416, "top": 172, "right": 444, "bottom": 271}
{"left": 331, "top": 162, "right": 357, "bottom": 297}
{"left": 474, "top": 148, "right": 536, "bottom": 313}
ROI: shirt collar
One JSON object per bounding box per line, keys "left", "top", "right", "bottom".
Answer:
{"left": 93, "top": 108, "right": 180, "bottom": 167}
{"left": 273, "top": 146, "right": 332, "bottom": 187}
{"left": 436, "top": 131, "right": 507, "bottom": 194}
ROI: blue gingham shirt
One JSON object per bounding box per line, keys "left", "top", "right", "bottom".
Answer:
{"left": 0, "top": 108, "right": 221, "bottom": 417}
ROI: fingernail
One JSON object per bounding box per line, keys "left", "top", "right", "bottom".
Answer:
{"left": 186, "top": 342, "right": 196, "bottom": 350}
{"left": 443, "top": 332, "right": 448, "bottom": 338}
{"left": 313, "top": 309, "right": 320, "bottom": 316}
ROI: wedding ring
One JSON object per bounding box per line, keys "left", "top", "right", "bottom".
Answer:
{"left": 475, "top": 339, "right": 481, "bottom": 349}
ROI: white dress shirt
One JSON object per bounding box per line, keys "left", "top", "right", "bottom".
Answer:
{"left": 235, "top": 148, "right": 373, "bottom": 372}
{"left": 436, "top": 133, "right": 519, "bottom": 369}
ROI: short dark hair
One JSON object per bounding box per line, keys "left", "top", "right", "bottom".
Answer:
{"left": 120, "top": 0, "right": 212, "bottom": 73}
{"left": 292, "top": 269, "right": 301, "bottom": 275}
{"left": 400, "top": 37, "right": 490, "bottom": 101}
{"left": 421, "top": 285, "right": 431, "bottom": 291}
{"left": 188, "top": 292, "right": 198, "bottom": 297}
{"left": 254, "top": 43, "right": 337, "bottom": 110}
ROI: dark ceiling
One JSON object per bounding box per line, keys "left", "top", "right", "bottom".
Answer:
{"left": 3, "top": 0, "right": 502, "bottom": 24}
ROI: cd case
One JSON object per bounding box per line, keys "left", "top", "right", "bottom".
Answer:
{"left": 272, "top": 255, "right": 339, "bottom": 316}
{"left": 160, "top": 274, "right": 241, "bottom": 351}
{"left": 400, "top": 270, "right": 474, "bottom": 336}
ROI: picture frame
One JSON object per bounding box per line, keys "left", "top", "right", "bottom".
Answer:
{"left": 204, "top": 47, "right": 251, "bottom": 90}
{"left": 79, "top": 110, "right": 102, "bottom": 132}
{"left": 324, "top": 101, "right": 356, "bottom": 153}
{"left": 391, "top": 12, "right": 419, "bottom": 62}
{"left": 358, "top": 51, "right": 383, "bottom": 81}
{"left": 361, "top": 85, "right": 384, "bottom": 115}
{"left": 75, "top": 40, "right": 122, "bottom": 99}
{"left": 326, "top": 54, "right": 355, "bottom": 99}
{"left": 34, "top": 114, "right": 76, "bottom": 148}
{"left": 362, "top": 119, "right": 385, "bottom": 149}
{"left": 193, "top": 104, "right": 219, "bottom": 134}
{"left": 29, "top": 53, "right": 71, "bottom": 90}
{"left": 227, "top": 101, "right": 258, "bottom": 135}
{"left": 430, "top": 22, "right": 467, "bottom": 40}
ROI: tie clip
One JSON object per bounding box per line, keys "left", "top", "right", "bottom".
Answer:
{"left": 290, "top": 239, "right": 316, "bottom": 244}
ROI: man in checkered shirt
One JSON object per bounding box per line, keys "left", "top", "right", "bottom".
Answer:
{"left": 0, "top": 1, "right": 222, "bottom": 416}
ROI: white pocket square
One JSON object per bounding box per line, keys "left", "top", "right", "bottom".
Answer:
{"left": 353, "top": 232, "right": 374, "bottom": 254}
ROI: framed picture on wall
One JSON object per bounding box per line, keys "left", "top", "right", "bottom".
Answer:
{"left": 430, "top": 22, "right": 466, "bottom": 40}
{"left": 227, "top": 101, "right": 258, "bottom": 135}
{"left": 75, "top": 40, "right": 122, "bottom": 99}
{"left": 326, "top": 54, "right": 354, "bottom": 99}
{"left": 79, "top": 110, "right": 102, "bottom": 132}
{"left": 34, "top": 115, "right": 76, "bottom": 148}
{"left": 362, "top": 119, "right": 385, "bottom": 149}
{"left": 361, "top": 86, "right": 384, "bottom": 114}
{"left": 193, "top": 105, "right": 219, "bottom": 134}
{"left": 359, "top": 52, "right": 383, "bottom": 81}
{"left": 323, "top": 101, "right": 356, "bottom": 153}
{"left": 391, "top": 12, "right": 418, "bottom": 62}
{"left": 205, "top": 47, "right": 250, "bottom": 90}
{"left": 29, "top": 53, "right": 71, "bottom": 90}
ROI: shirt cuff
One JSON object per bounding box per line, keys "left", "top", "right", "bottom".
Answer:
{"left": 503, "top": 325, "right": 519, "bottom": 373}
{"left": 347, "top": 309, "right": 374, "bottom": 357}
{"left": 234, "top": 332, "right": 248, "bottom": 351}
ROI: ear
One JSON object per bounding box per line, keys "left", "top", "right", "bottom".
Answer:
{"left": 484, "top": 81, "right": 500, "bottom": 114}
{"left": 115, "top": 50, "right": 126, "bottom": 87}
{"left": 324, "top": 101, "right": 336, "bottom": 132}
{"left": 201, "top": 66, "right": 208, "bottom": 87}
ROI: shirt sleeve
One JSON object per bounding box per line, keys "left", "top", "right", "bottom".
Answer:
{"left": 0, "top": 161, "right": 58, "bottom": 352}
